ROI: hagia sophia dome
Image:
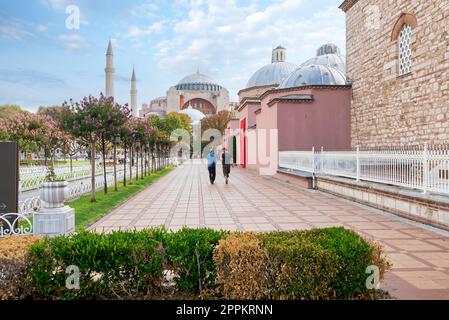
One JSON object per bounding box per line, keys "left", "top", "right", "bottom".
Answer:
{"left": 175, "top": 71, "right": 223, "bottom": 92}
{"left": 245, "top": 46, "right": 298, "bottom": 88}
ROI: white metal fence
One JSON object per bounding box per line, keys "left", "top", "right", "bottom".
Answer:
{"left": 19, "top": 165, "right": 100, "bottom": 192}
{"left": 2, "top": 157, "right": 180, "bottom": 237}
{"left": 279, "top": 146, "right": 449, "bottom": 195}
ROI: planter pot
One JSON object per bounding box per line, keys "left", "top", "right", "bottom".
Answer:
{"left": 40, "top": 181, "right": 68, "bottom": 208}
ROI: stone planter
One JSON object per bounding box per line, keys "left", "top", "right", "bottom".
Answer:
{"left": 39, "top": 181, "right": 68, "bottom": 209}
{"left": 35, "top": 180, "right": 75, "bottom": 236}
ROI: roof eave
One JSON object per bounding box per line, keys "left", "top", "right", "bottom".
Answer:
{"left": 339, "top": 0, "right": 358, "bottom": 12}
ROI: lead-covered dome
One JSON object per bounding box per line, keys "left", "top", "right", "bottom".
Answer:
{"left": 175, "top": 71, "right": 222, "bottom": 92}
{"left": 246, "top": 46, "right": 298, "bottom": 88}
{"left": 301, "top": 43, "right": 346, "bottom": 73}
{"left": 280, "top": 64, "right": 347, "bottom": 88}
{"left": 246, "top": 62, "right": 298, "bottom": 88}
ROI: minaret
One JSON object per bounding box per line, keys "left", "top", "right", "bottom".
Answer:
{"left": 272, "top": 45, "right": 286, "bottom": 63}
{"left": 130, "top": 67, "right": 137, "bottom": 117}
{"left": 105, "top": 39, "right": 115, "bottom": 98}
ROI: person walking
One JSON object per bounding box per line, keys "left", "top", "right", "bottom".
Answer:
{"left": 207, "top": 148, "right": 217, "bottom": 184}
{"left": 221, "top": 147, "right": 232, "bottom": 184}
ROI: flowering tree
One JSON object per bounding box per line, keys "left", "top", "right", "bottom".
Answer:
{"left": 60, "top": 95, "right": 104, "bottom": 202}
{"left": 102, "top": 102, "right": 131, "bottom": 192}
{"left": 134, "top": 118, "right": 154, "bottom": 179}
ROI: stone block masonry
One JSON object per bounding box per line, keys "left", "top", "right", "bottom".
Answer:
{"left": 342, "top": 0, "right": 449, "bottom": 147}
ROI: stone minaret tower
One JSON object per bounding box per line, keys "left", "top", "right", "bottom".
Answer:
{"left": 272, "top": 45, "right": 286, "bottom": 63}
{"left": 130, "top": 67, "right": 137, "bottom": 117}
{"left": 105, "top": 39, "right": 115, "bottom": 98}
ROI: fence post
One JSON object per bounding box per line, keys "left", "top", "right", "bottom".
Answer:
{"left": 320, "top": 146, "right": 324, "bottom": 174}
{"left": 356, "top": 146, "right": 360, "bottom": 182}
{"left": 312, "top": 147, "right": 315, "bottom": 175}
{"left": 423, "top": 144, "right": 428, "bottom": 194}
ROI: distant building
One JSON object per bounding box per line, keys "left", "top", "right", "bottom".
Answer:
{"left": 140, "top": 97, "right": 167, "bottom": 118}
{"left": 340, "top": 0, "right": 449, "bottom": 147}
{"left": 141, "top": 68, "right": 234, "bottom": 124}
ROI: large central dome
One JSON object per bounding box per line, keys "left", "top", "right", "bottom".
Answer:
{"left": 175, "top": 71, "right": 222, "bottom": 92}
{"left": 246, "top": 46, "right": 298, "bottom": 88}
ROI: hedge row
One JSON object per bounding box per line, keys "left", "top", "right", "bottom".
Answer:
{"left": 1, "top": 227, "right": 390, "bottom": 300}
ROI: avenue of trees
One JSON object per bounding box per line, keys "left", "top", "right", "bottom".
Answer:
{"left": 0, "top": 95, "right": 192, "bottom": 202}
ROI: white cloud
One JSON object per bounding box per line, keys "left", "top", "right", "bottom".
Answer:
{"left": 0, "top": 19, "right": 33, "bottom": 40}
{"left": 36, "top": 24, "right": 48, "bottom": 32}
{"left": 121, "top": 0, "right": 345, "bottom": 100}
{"left": 59, "top": 33, "right": 90, "bottom": 51}
{"left": 124, "top": 21, "right": 165, "bottom": 39}
{"left": 43, "top": 0, "right": 70, "bottom": 10}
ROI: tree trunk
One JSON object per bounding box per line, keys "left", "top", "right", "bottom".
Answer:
{"left": 145, "top": 147, "right": 148, "bottom": 176}
{"left": 123, "top": 144, "right": 127, "bottom": 187}
{"left": 101, "top": 134, "right": 108, "bottom": 194}
{"left": 90, "top": 141, "right": 96, "bottom": 202}
{"left": 141, "top": 144, "right": 144, "bottom": 180}
{"left": 113, "top": 142, "right": 118, "bottom": 192}
{"left": 69, "top": 155, "right": 73, "bottom": 174}
{"left": 129, "top": 146, "right": 133, "bottom": 185}
{"left": 136, "top": 147, "right": 139, "bottom": 182}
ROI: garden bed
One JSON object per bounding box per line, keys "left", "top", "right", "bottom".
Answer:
{"left": 0, "top": 227, "right": 391, "bottom": 300}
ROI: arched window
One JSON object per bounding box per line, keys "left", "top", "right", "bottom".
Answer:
{"left": 399, "top": 24, "right": 412, "bottom": 75}
{"left": 391, "top": 13, "right": 417, "bottom": 76}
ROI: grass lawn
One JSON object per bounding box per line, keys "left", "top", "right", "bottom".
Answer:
{"left": 69, "top": 167, "right": 173, "bottom": 231}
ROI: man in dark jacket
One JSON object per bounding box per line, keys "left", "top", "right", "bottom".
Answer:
{"left": 221, "top": 147, "right": 232, "bottom": 184}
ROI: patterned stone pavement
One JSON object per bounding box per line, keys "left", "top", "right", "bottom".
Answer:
{"left": 89, "top": 160, "right": 449, "bottom": 299}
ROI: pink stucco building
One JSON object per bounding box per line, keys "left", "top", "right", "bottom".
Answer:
{"left": 228, "top": 44, "right": 352, "bottom": 174}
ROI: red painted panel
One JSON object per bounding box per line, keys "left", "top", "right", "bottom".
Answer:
{"left": 240, "top": 118, "right": 246, "bottom": 168}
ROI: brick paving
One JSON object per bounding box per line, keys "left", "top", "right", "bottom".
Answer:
{"left": 89, "top": 160, "right": 449, "bottom": 299}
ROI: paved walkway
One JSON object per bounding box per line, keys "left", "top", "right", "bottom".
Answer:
{"left": 89, "top": 160, "right": 449, "bottom": 299}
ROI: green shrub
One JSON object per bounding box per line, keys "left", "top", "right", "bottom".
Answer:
{"left": 26, "top": 229, "right": 166, "bottom": 299}
{"left": 257, "top": 232, "right": 339, "bottom": 299}
{"left": 20, "top": 227, "right": 389, "bottom": 300}
{"left": 301, "top": 227, "right": 375, "bottom": 297}
{"left": 257, "top": 227, "right": 390, "bottom": 299}
{"left": 164, "top": 227, "right": 228, "bottom": 293}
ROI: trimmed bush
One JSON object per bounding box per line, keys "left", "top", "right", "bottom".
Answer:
{"left": 258, "top": 232, "right": 339, "bottom": 299}
{"left": 301, "top": 227, "right": 378, "bottom": 297}
{"left": 1, "top": 227, "right": 389, "bottom": 300}
{"left": 0, "top": 236, "right": 42, "bottom": 300}
{"left": 164, "top": 227, "right": 228, "bottom": 293}
{"left": 213, "top": 232, "right": 271, "bottom": 299}
{"left": 26, "top": 229, "right": 166, "bottom": 299}
{"left": 215, "top": 227, "right": 390, "bottom": 300}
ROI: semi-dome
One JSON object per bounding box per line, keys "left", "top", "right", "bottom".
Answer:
{"left": 246, "top": 45, "right": 298, "bottom": 88}
{"left": 301, "top": 43, "right": 346, "bottom": 73}
{"left": 179, "top": 107, "right": 206, "bottom": 124}
{"left": 280, "top": 64, "right": 347, "bottom": 89}
{"left": 175, "top": 71, "right": 222, "bottom": 92}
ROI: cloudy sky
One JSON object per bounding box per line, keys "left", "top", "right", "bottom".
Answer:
{"left": 0, "top": 0, "right": 346, "bottom": 111}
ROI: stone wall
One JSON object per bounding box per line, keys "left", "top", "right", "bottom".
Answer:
{"left": 344, "top": 0, "right": 449, "bottom": 147}
{"left": 316, "top": 176, "right": 449, "bottom": 231}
